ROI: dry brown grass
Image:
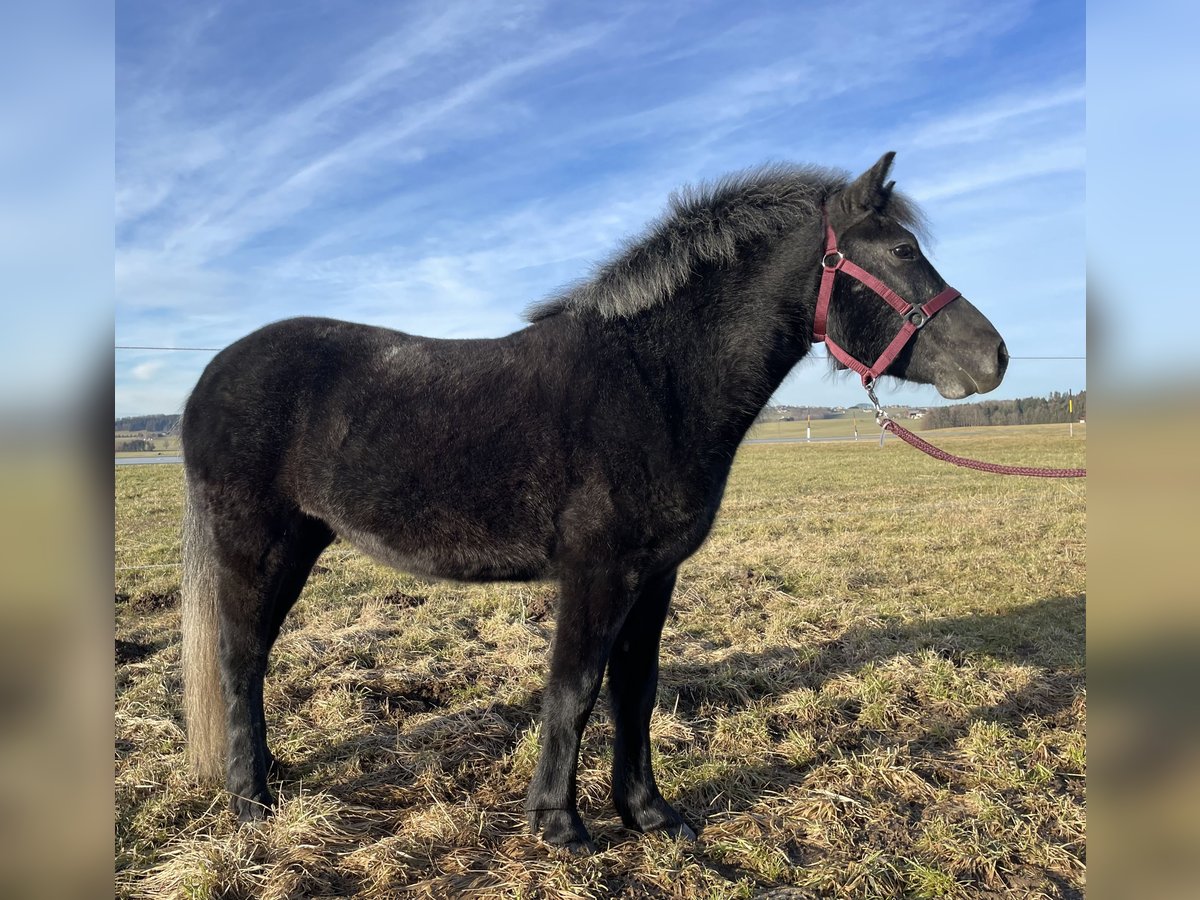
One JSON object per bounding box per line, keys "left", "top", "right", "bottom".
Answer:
{"left": 115, "top": 425, "right": 1085, "bottom": 898}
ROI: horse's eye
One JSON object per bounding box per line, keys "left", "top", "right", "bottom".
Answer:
{"left": 891, "top": 243, "right": 916, "bottom": 260}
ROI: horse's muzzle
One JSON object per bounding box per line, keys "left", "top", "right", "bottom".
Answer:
{"left": 979, "top": 339, "right": 1009, "bottom": 392}
{"left": 935, "top": 337, "right": 1007, "bottom": 398}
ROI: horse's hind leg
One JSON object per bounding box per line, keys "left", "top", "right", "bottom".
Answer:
{"left": 526, "top": 567, "right": 639, "bottom": 853}
{"left": 260, "top": 517, "right": 334, "bottom": 776}
{"left": 265, "top": 516, "right": 335, "bottom": 648}
{"left": 607, "top": 568, "right": 695, "bottom": 839}
{"left": 214, "top": 512, "right": 330, "bottom": 821}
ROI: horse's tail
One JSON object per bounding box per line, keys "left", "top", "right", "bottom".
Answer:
{"left": 181, "top": 476, "right": 225, "bottom": 781}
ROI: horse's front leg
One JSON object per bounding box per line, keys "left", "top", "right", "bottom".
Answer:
{"left": 608, "top": 568, "right": 696, "bottom": 839}
{"left": 526, "top": 567, "right": 636, "bottom": 853}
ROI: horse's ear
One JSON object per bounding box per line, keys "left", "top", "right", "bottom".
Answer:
{"left": 841, "top": 152, "right": 897, "bottom": 214}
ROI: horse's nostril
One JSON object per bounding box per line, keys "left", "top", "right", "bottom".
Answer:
{"left": 996, "top": 340, "right": 1009, "bottom": 375}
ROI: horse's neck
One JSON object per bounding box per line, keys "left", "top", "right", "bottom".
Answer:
{"left": 623, "top": 240, "right": 819, "bottom": 450}
{"left": 685, "top": 245, "right": 817, "bottom": 445}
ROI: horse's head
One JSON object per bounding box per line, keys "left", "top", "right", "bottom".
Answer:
{"left": 822, "top": 153, "right": 1007, "bottom": 399}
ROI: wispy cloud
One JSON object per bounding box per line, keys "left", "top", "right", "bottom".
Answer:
{"left": 130, "top": 360, "right": 163, "bottom": 381}
{"left": 117, "top": 0, "right": 1084, "bottom": 415}
{"left": 908, "top": 137, "right": 1084, "bottom": 202}
{"left": 907, "top": 84, "right": 1085, "bottom": 149}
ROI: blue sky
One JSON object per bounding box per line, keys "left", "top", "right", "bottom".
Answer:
{"left": 116, "top": 0, "right": 1084, "bottom": 417}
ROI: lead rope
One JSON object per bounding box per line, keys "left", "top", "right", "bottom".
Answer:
{"left": 864, "top": 382, "right": 1086, "bottom": 478}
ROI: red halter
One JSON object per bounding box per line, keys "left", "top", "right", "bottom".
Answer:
{"left": 813, "top": 208, "right": 961, "bottom": 386}
{"left": 813, "top": 207, "right": 1086, "bottom": 478}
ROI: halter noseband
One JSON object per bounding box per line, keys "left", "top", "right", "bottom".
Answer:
{"left": 813, "top": 208, "right": 961, "bottom": 387}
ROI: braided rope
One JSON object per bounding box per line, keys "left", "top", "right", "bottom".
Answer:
{"left": 881, "top": 419, "right": 1086, "bottom": 478}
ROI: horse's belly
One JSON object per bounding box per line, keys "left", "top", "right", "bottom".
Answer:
{"left": 296, "top": 455, "right": 557, "bottom": 582}
{"left": 332, "top": 519, "right": 552, "bottom": 583}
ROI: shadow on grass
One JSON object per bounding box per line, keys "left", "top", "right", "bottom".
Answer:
{"left": 662, "top": 592, "right": 1084, "bottom": 716}
{"left": 655, "top": 594, "right": 1084, "bottom": 848}
{"left": 277, "top": 691, "right": 538, "bottom": 805}
{"left": 279, "top": 594, "right": 1081, "bottom": 815}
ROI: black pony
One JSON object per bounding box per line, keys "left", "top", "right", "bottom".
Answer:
{"left": 181, "top": 153, "right": 1007, "bottom": 853}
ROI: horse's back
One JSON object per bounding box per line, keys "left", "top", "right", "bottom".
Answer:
{"left": 182, "top": 316, "right": 566, "bottom": 580}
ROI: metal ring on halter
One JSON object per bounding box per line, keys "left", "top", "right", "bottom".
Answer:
{"left": 821, "top": 250, "right": 844, "bottom": 269}
{"left": 907, "top": 311, "right": 926, "bottom": 328}
{"left": 864, "top": 378, "right": 884, "bottom": 415}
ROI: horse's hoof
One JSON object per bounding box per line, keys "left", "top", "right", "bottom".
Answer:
{"left": 640, "top": 812, "right": 697, "bottom": 842}
{"left": 559, "top": 837, "right": 599, "bottom": 856}
{"left": 232, "top": 789, "right": 274, "bottom": 823}
{"left": 656, "top": 820, "right": 698, "bottom": 842}
{"left": 529, "top": 808, "right": 595, "bottom": 854}
{"left": 619, "top": 799, "right": 697, "bottom": 841}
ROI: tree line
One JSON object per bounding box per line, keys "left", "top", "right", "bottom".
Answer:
{"left": 115, "top": 414, "right": 181, "bottom": 433}
{"left": 117, "top": 438, "right": 157, "bottom": 452}
{"left": 923, "top": 390, "right": 1085, "bottom": 429}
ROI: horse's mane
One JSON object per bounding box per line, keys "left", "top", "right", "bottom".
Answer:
{"left": 525, "top": 163, "right": 926, "bottom": 322}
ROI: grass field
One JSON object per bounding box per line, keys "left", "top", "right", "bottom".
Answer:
{"left": 746, "top": 411, "right": 906, "bottom": 441}
{"left": 116, "top": 431, "right": 183, "bottom": 458}
{"left": 115, "top": 426, "right": 1085, "bottom": 898}
{"left": 745, "top": 415, "right": 1084, "bottom": 442}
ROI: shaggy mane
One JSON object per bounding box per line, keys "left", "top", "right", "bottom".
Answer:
{"left": 525, "top": 163, "right": 926, "bottom": 322}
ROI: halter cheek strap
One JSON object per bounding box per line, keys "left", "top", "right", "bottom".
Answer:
{"left": 814, "top": 210, "right": 961, "bottom": 386}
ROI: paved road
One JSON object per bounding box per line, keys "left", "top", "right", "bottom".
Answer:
{"left": 116, "top": 455, "right": 183, "bottom": 465}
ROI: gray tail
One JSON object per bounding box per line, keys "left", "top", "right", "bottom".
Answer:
{"left": 181, "top": 478, "right": 225, "bottom": 781}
